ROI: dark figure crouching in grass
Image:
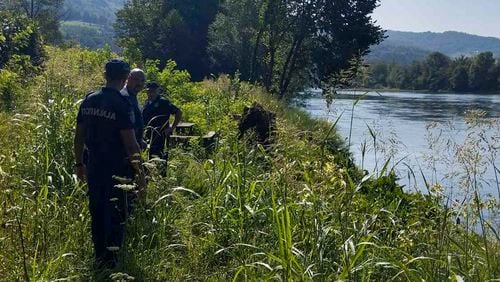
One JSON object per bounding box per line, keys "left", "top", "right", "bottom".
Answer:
{"left": 238, "top": 102, "right": 276, "bottom": 148}
{"left": 142, "top": 81, "right": 182, "bottom": 163}
{"left": 74, "top": 59, "right": 146, "bottom": 269}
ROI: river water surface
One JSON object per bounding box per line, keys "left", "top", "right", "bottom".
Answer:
{"left": 304, "top": 90, "right": 500, "bottom": 201}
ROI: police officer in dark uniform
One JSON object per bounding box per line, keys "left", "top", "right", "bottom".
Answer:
{"left": 142, "top": 81, "right": 182, "bottom": 159}
{"left": 74, "top": 59, "right": 145, "bottom": 268}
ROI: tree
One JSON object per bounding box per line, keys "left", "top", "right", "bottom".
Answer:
{"left": 115, "top": 0, "right": 220, "bottom": 81}
{"left": 0, "top": 10, "right": 45, "bottom": 76}
{"left": 311, "top": 0, "right": 384, "bottom": 97}
{"left": 469, "top": 52, "right": 496, "bottom": 92}
{"left": 450, "top": 66, "right": 469, "bottom": 92}
{"left": 495, "top": 61, "right": 500, "bottom": 91}
{"left": 386, "top": 63, "right": 407, "bottom": 89}
{"left": 407, "top": 61, "right": 426, "bottom": 90}
{"left": 208, "top": 0, "right": 384, "bottom": 98}
{"left": 1, "top": 0, "right": 63, "bottom": 43}
{"left": 208, "top": 0, "right": 281, "bottom": 88}
{"left": 449, "top": 56, "right": 471, "bottom": 92}
{"left": 424, "top": 52, "right": 450, "bottom": 91}
{"left": 369, "top": 63, "right": 388, "bottom": 88}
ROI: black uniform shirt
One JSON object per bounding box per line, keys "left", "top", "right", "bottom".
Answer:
{"left": 121, "top": 87, "right": 144, "bottom": 142}
{"left": 77, "top": 87, "right": 134, "bottom": 169}
{"left": 142, "top": 96, "right": 179, "bottom": 132}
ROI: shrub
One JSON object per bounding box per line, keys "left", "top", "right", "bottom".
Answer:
{"left": 0, "top": 11, "right": 45, "bottom": 76}
{"left": 0, "top": 70, "right": 22, "bottom": 111}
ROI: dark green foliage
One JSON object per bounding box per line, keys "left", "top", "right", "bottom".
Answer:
{"left": 207, "top": 1, "right": 260, "bottom": 78}
{"left": 1, "top": 0, "right": 63, "bottom": 43}
{"left": 425, "top": 52, "right": 451, "bottom": 91}
{"left": 361, "top": 173, "right": 404, "bottom": 202}
{"left": 312, "top": 0, "right": 384, "bottom": 87}
{"left": 368, "top": 63, "right": 388, "bottom": 88}
{"left": 208, "top": 0, "right": 384, "bottom": 98}
{"left": 385, "top": 63, "right": 406, "bottom": 89}
{"left": 0, "top": 11, "right": 46, "bottom": 111}
{"left": 450, "top": 57, "right": 471, "bottom": 92}
{"left": 104, "top": 0, "right": 382, "bottom": 96}
{"left": 0, "top": 70, "right": 22, "bottom": 111}
{"left": 357, "top": 51, "right": 500, "bottom": 93}
{"left": 0, "top": 11, "right": 45, "bottom": 73}
{"left": 115, "top": 0, "right": 220, "bottom": 81}
{"left": 0, "top": 46, "right": 498, "bottom": 281}
{"left": 468, "top": 52, "right": 497, "bottom": 92}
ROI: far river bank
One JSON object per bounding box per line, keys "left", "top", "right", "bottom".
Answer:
{"left": 303, "top": 89, "right": 500, "bottom": 201}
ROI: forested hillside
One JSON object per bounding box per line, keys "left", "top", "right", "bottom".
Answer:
{"left": 384, "top": 30, "right": 500, "bottom": 57}
{"left": 366, "top": 44, "right": 431, "bottom": 65}
{"left": 368, "top": 30, "right": 500, "bottom": 64}
{"left": 60, "top": 0, "right": 124, "bottom": 50}
{"left": 62, "top": 0, "right": 124, "bottom": 25}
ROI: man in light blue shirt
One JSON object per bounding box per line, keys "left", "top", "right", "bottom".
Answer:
{"left": 121, "top": 68, "right": 146, "bottom": 148}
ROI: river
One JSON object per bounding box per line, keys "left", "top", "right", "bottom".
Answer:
{"left": 304, "top": 90, "right": 500, "bottom": 202}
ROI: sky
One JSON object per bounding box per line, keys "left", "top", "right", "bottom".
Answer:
{"left": 372, "top": 0, "right": 500, "bottom": 38}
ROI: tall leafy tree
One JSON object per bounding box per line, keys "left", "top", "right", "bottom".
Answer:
{"left": 450, "top": 66, "right": 469, "bottom": 92}
{"left": 208, "top": 0, "right": 384, "bottom": 98}
{"left": 468, "top": 52, "right": 498, "bottom": 92}
{"left": 115, "top": 0, "right": 220, "bottom": 81}
{"left": 407, "top": 61, "right": 426, "bottom": 90}
{"left": 368, "top": 63, "right": 388, "bottom": 88}
{"left": 424, "top": 52, "right": 450, "bottom": 91}
{"left": 0, "top": 10, "right": 45, "bottom": 75}
{"left": 386, "top": 63, "right": 407, "bottom": 89}
{"left": 1, "top": 0, "right": 63, "bottom": 43}
{"left": 449, "top": 56, "right": 471, "bottom": 92}
{"left": 311, "top": 0, "right": 384, "bottom": 97}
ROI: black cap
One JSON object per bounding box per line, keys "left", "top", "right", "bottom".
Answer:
{"left": 105, "top": 59, "right": 130, "bottom": 79}
{"left": 146, "top": 81, "right": 159, "bottom": 90}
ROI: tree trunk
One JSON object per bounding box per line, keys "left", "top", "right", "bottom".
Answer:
{"left": 265, "top": 32, "right": 276, "bottom": 92}
{"left": 250, "top": 0, "right": 268, "bottom": 82}
{"left": 250, "top": 26, "right": 264, "bottom": 83}
{"left": 278, "top": 36, "right": 303, "bottom": 99}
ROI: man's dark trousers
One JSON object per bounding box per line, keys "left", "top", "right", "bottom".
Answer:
{"left": 148, "top": 130, "right": 169, "bottom": 160}
{"left": 86, "top": 164, "right": 135, "bottom": 267}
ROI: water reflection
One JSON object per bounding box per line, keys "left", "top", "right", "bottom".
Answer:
{"left": 328, "top": 91, "right": 500, "bottom": 121}
{"left": 305, "top": 90, "right": 500, "bottom": 197}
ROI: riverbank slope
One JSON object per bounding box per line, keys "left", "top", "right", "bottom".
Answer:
{"left": 0, "top": 47, "right": 498, "bottom": 280}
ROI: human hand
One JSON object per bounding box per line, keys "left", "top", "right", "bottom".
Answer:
{"left": 164, "top": 127, "right": 174, "bottom": 136}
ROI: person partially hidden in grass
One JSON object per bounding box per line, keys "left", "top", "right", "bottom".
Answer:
{"left": 142, "top": 81, "right": 182, "bottom": 161}
{"left": 73, "top": 59, "right": 146, "bottom": 269}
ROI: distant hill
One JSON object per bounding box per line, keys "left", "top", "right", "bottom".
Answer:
{"left": 60, "top": 0, "right": 124, "bottom": 50}
{"left": 367, "top": 30, "right": 500, "bottom": 64}
{"left": 366, "top": 44, "right": 431, "bottom": 65}
{"left": 62, "top": 0, "right": 125, "bottom": 25}
{"left": 60, "top": 21, "right": 118, "bottom": 50}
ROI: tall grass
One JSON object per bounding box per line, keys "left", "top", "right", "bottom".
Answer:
{"left": 0, "top": 47, "right": 498, "bottom": 281}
